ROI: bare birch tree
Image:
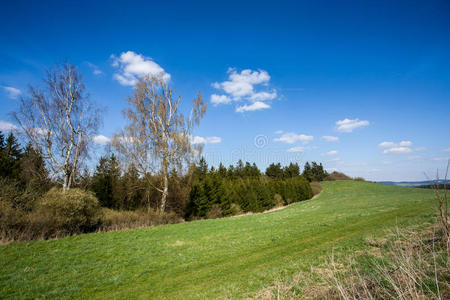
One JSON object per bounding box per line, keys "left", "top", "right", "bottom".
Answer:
{"left": 13, "top": 63, "right": 101, "bottom": 192}
{"left": 113, "top": 76, "right": 206, "bottom": 212}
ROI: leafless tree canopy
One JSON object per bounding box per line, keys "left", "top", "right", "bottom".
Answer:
{"left": 13, "top": 63, "right": 101, "bottom": 191}
{"left": 113, "top": 76, "right": 206, "bottom": 212}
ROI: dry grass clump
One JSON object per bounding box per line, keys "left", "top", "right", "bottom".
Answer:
{"left": 309, "top": 182, "right": 323, "bottom": 196}
{"left": 324, "top": 172, "right": 352, "bottom": 181}
{"left": 328, "top": 226, "right": 449, "bottom": 300}
{"left": 253, "top": 224, "right": 449, "bottom": 299}
{"left": 99, "top": 208, "right": 182, "bottom": 231}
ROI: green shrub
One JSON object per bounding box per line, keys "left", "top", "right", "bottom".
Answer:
{"left": 35, "top": 188, "right": 102, "bottom": 235}
{"left": 353, "top": 177, "right": 365, "bottom": 181}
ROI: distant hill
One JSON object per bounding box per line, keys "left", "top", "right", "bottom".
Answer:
{"left": 377, "top": 179, "right": 450, "bottom": 187}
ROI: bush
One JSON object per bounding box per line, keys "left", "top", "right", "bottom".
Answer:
{"left": 309, "top": 182, "right": 323, "bottom": 196}
{"left": 100, "top": 208, "right": 182, "bottom": 231}
{"left": 34, "top": 188, "right": 102, "bottom": 235}
{"left": 273, "top": 194, "right": 283, "bottom": 207}
{"left": 353, "top": 177, "right": 365, "bottom": 181}
{"left": 206, "top": 204, "right": 223, "bottom": 219}
{"left": 0, "top": 201, "right": 28, "bottom": 242}
{"left": 323, "top": 171, "right": 352, "bottom": 181}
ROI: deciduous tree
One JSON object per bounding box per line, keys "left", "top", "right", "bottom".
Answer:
{"left": 14, "top": 63, "right": 101, "bottom": 191}
{"left": 113, "top": 76, "right": 206, "bottom": 212}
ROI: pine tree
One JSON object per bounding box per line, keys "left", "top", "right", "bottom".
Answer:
{"left": 0, "top": 132, "right": 23, "bottom": 180}
{"left": 266, "top": 163, "right": 283, "bottom": 179}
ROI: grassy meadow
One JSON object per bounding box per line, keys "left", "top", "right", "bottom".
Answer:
{"left": 0, "top": 181, "right": 437, "bottom": 299}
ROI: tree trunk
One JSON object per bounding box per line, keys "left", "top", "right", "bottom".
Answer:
{"left": 63, "top": 172, "right": 70, "bottom": 193}
{"left": 160, "top": 173, "right": 168, "bottom": 213}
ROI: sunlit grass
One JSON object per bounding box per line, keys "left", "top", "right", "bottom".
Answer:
{"left": 0, "top": 181, "right": 436, "bottom": 299}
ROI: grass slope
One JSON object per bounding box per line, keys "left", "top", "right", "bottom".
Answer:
{"left": 0, "top": 181, "right": 436, "bottom": 299}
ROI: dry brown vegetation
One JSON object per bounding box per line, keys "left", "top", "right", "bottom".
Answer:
{"left": 309, "top": 182, "right": 323, "bottom": 196}
{"left": 254, "top": 223, "right": 449, "bottom": 299}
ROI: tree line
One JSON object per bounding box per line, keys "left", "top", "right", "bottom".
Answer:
{"left": 0, "top": 61, "right": 329, "bottom": 240}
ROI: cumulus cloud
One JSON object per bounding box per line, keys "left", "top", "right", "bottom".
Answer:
{"left": 443, "top": 148, "right": 450, "bottom": 153}
{"left": 191, "top": 135, "right": 222, "bottom": 145}
{"left": 210, "top": 94, "right": 231, "bottom": 105}
{"left": 212, "top": 68, "right": 277, "bottom": 112}
{"left": 321, "top": 150, "right": 338, "bottom": 156}
{"left": 274, "top": 132, "right": 313, "bottom": 144}
{"left": 1, "top": 86, "right": 21, "bottom": 99}
{"left": 287, "top": 147, "right": 305, "bottom": 153}
{"left": 336, "top": 118, "right": 369, "bottom": 132}
{"left": 379, "top": 141, "right": 412, "bottom": 148}
{"left": 322, "top": 136, "right": 339, "bottom": 142}
{"left": 93, "top": 135, "right": 111, "bottom": 145}
{"left": 379, "top": 141, "right": 415, "bottom": 155}
{"left": 383, "top": 147, "right": 412, "bottom": 154}
{"left": 236, "top": 101, "right": 270, "bottom": 112}
{"left": 111, "top": 51, "right": 170, "bottom": 86}
{"left": 0, "top": 120, "right": 18, "bottom": 131}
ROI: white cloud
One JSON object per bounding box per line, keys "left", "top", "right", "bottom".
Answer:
{"left": 287, "top": 147, "right": 305, "bottom": 153}
{"left": 111, "top": 51, "right": 170, "bottom": 86}
{"left": 275, "top": 130, "right": 283, "bottom": 134}
{"left": 1, "top": 86, "right": 21, "bottom": 99}
{"left": 399, "top": 141, "right": 412, "bottom": 147}
{"left": 383, "top": 147, "right": 413, "bottom": 154}
{"left": 236, "top": 101, "right": 270, "bottom": 112}
{"left": 336, "top": 118, "right": 369, "bottom": 132}
{"left": 210, "top": 94, "right": 231, "bottom": 105}
{"left": 379, "top": 141, "right": 415, "bottom": 155}
{"left": 191, "top": 135, "right": 222, "bottom": 145}
{"left": 212, "top": 68, "right": 277, "bottom": 112}
{"left": 274, "top": 132, "right": 313, "bottom": 144}
{"left": 191, "top": 136, "right": 207, "bottom": 145}
{"left": 87, "top": 62, "right": 103, "bottom": 75}
{"left": 321, "top": 150, "right": 338, "bottom": 156}
{"left": 379, "top": 141, "right": 412, "bottom": 148}
{"left": 378, "top": 141, "right": 396, "bottom": 148}
{"left": 381, "top": 161, "right": 392, "bottom": 165}
{"left": 443, "top": 148, "right": 450, "bottom": 152}
{"left": 0, "top": 120, "right": 18, "bottom": 131}
{"left": 322, "top": 136, "right": 339, "bottom": 142}
{"left": 249, "top": 91, "right": 277, "bottom": 102}
{"left": 206, "top": 136, "right": 222, "bottom": 144}
{"left": 93, "top": 135, "right": 111, "bottom": 145}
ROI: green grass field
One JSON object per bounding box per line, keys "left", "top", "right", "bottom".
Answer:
{"left": 0, "top": 181, "right": 437, "bottom": 299}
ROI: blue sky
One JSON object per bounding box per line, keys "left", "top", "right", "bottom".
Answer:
{"left": 0, "top": 0, "right": 449, "bottom": 181}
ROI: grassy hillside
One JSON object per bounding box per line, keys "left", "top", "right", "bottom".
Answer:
{"left": 0, "top": 181, "right": 436, "bottom": 299}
